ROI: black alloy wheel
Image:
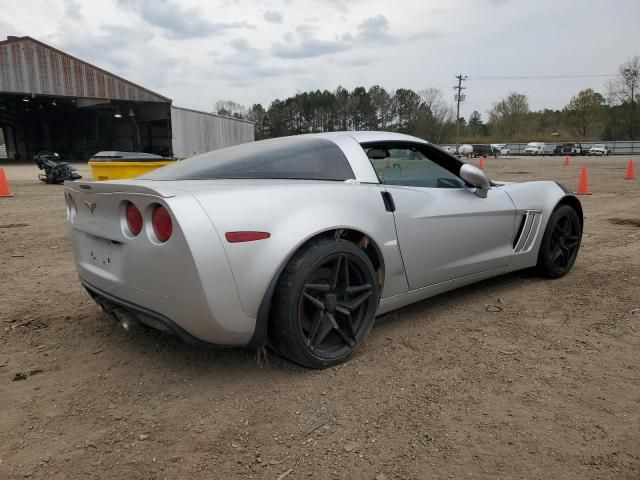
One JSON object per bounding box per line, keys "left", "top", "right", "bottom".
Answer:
{"left": 299, "top": 252, "right": 374, "bottom": 357}
{"left": 270, "top": 238, "right": 379, "bottom": 369}
{"left": 537, "top": 204, "right": 582, "bottom": 278}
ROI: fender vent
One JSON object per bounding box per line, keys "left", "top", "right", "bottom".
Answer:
{"left": 513, "top": 210, "right": 543, "bottom": 253}
{"left": 512, "top": 215, "right": 527, "bottom": 249}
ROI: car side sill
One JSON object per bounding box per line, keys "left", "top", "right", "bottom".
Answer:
{"left": 376, "top": 266, "right": 507, "bottom": 316}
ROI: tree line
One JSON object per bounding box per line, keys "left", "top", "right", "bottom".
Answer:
{"left": 215, "top": 56, "right": 640, "bottom": 143}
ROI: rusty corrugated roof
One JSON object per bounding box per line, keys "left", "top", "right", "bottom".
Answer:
{"left": 0, "top": 36, "right": 171, "bottom": 103}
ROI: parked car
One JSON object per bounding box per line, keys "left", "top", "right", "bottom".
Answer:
{"left": 472, "top": 144, "right": 498, "bottom": 158}
{"left": 588, "top": 144, "right": 610, "bottom": 156}
{"left": 458, "top": 144, "right": 473, "bottom": 158}
{"left": 64, "top": 132, "right": 583, "bottom": 369}
{"left": 442, "top": 145, "right": 456, "bottom": 155}
{"left": 542, "top": 144, "right": 562, "bottom": 156}
{"left": 524, "top": 142, "right": 545, "bottom": 155}
{"left": 491, "top": 144, "right": 510, "bottom": 156}
{"left": 559, "top": 143, "right": 572, "bottom": 155}
{"left": 561, "top": 143, "right": 589, "bottom": 156}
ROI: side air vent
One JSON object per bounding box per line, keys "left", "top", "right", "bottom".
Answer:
{"left": 513, "top": 209, "right": 543, "bottom": 253}
{"left": 512, "top": 215, "right": 527, "bottom": 249}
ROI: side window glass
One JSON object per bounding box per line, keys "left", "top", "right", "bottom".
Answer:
{"left": 365, "top": 146, "right": 464, "bottom": 188}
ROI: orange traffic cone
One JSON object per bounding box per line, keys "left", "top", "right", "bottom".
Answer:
{"left": 478, "top": 156, "right": 485, "bottom": 170}
{"left": 576, "top": 165, "right": 591, "bottom": 195}
{"left": 563, "top": 156, "right": 570, "bottom": 166}
{"left": 0, "top": 168, "right": 13, "bottom": 197}
{"left": 624, "top": 159, "right": 636, "bottom": 180}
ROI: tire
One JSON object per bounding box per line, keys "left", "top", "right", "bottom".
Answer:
{"left": 269, "top": 237, "right": 379, "bottom": 369}
{"left": 537, "top": 205, "right": 582, "bottom": 278}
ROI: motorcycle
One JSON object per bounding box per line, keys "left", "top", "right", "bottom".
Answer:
{"left": 34, "top": 152, "right": 82, "bottom": 184}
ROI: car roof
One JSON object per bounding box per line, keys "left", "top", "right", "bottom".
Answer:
{"left": 301, "top": 131, "right": 430, "bottom": 144}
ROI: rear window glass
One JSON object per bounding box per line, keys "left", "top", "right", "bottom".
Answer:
{"left": 141, "top": 137, "right": 355, "bottom": 181}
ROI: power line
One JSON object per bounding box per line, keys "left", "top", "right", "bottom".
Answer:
{"left": 468, "top": 74, "right": 616, "bottom": 80}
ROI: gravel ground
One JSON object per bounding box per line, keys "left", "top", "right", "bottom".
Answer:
{"left": 1, "top": 155, "right": 639, "bottom": 480}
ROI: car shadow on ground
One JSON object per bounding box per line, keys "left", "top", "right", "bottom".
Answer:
{"left": 89, "top": 269, "right": 542, "bottom": 375}
{"left": 373, "top": 268, "right": 541, "bottom": 328}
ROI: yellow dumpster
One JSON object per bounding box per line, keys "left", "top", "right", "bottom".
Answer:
{"left": 88, "top": 151, "right": 176, "bottom": 181}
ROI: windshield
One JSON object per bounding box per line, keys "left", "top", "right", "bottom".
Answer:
{"left": 142, "top": 137, "right": 355, "bottom": 181}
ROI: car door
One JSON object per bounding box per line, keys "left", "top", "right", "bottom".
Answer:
{"left": 363, "top": 142, "right": 517, "bottom": 290}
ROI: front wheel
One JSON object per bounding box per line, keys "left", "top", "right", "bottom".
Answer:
{"left": 537, "top": 205, "right": 582, "bottom": 278}
{"left": 269, "top": 238, "right": 379, "bottom": 369}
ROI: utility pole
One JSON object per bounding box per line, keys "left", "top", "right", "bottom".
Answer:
{"left": 632, "top": 80, "right": 636, "bottom": 139}
{"left": 453, "top": 74, "right": 467, "bottom": 154}
{"left": 624, "top": 66, "right": 639, "bottom": 139}
{"left": 630, "top": 70, "right": 637, "bottom": 139}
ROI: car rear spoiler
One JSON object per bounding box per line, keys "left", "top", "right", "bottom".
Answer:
{"left": 64, "top": 180, "right": 177, "bottom": 198}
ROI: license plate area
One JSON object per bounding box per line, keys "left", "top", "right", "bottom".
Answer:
{"left": 87, "top": 235, "right": 122, "bottom": 267}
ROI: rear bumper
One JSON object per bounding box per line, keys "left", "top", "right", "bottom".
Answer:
{"left": 83, "top": 280, "right": 218, "bottom": 347}
{"left": 71, "top": 222, "right": 257, "bottom": 346}
{"left": 66, "top": 187, "right": 257, "bottom": 346}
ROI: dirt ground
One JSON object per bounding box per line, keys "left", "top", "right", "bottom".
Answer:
{"left": 1, "top": 155, "right": 639, "bottom": 480}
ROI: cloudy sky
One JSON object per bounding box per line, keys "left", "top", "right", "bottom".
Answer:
{"left": 1, "top": 0, "right": 639, "bottom": 120}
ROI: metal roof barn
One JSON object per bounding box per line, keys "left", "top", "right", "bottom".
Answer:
{"left": 0, "top": 36, "right": 253, "bottom": 162}
{"left": 0, "top": 36, "right": 169, "bottom": 103}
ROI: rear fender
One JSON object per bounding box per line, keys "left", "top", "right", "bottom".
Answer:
{"left": 193, "top": 182, "right": 408, "bottom": 323}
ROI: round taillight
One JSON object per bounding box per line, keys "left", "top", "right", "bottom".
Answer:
{"left": 125, "top": 202, "right": 143, "bottom": 236}
{"left": 152, "top": 204, "right": 172, "bottom": 242}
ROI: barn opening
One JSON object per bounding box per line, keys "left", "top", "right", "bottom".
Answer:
{"left": 0, "top": 36, "right": 253, "bottom": 163}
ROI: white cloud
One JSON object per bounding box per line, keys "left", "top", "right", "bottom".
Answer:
{"left": 116, "top": 0, "right": 253, "bottom": 39}
{"left": 272, "top": 38, "right": 350, "bottom": 59}
{"left": 263, "top": 10, "right": 283, "bottom": 24}
{"left": 272, "top": 15, "right": 400, "bottom": 59}
{"left": 0, "top": 0, "right": 638, "bottom": 118}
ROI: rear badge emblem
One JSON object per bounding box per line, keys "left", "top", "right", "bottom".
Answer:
{"left": 84, "top": 201, "right": 97, "bottom": 213}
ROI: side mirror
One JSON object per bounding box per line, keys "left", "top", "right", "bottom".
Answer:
{"left": 460, "top": 164, "right": 491, "bottom": 198}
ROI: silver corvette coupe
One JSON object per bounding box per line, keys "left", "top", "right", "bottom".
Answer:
{"left": 65, "top": 132, "right": 583, "bottom": 368}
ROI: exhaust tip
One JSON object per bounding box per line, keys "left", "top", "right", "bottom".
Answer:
{"left": 112, "top": 308, "right": 142, "bottom": 333}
